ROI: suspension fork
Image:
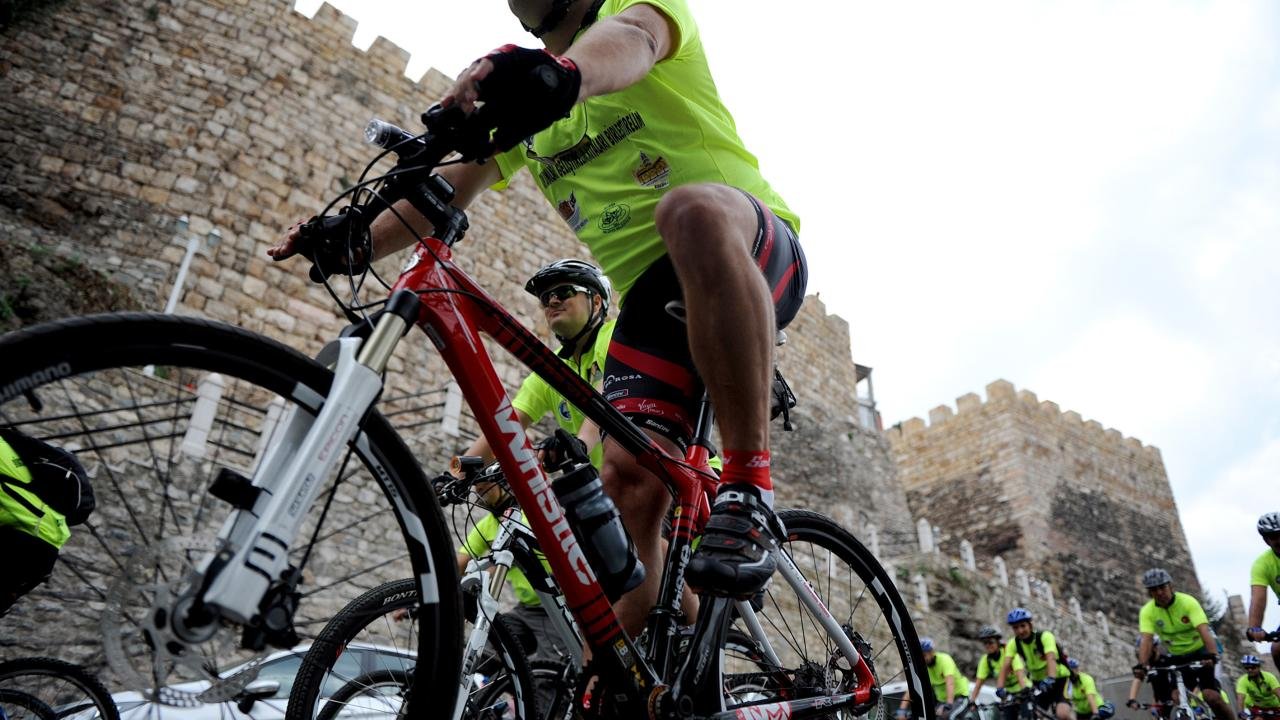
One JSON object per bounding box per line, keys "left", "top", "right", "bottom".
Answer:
{"left": 181, "top": 291, "right": 422, "bottom": 637}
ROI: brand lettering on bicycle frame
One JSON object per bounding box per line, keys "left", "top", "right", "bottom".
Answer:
{"left": 317, "top": 408, "right": 354, "bottom": 464}
{"left": 0, "top": 362, "right": 72, "bottom": 404}
{"left": 735, "top": 701, "right": 793, "bottom": 719}
{"left": 493, "top": 397, "right": 595, "bottom": 586}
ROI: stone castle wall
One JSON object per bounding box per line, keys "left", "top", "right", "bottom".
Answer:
{"left": 888, "top": 379, "right": 1201, "bottom": 626}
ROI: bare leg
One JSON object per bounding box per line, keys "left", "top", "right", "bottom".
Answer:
{"left": 600, "top": 433, "right": 681, "bottom": 638}
{"left": 654, "top": 184, "right": 774, "bottom": 454}
{"left": 1202, "top": 689, "right": 1235, "bottom": 720}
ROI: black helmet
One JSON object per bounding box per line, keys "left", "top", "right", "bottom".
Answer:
{"left": 512, "top": 0, "right": 575, "bottom": 37}
{"left": 526, "top": 259, "right": 611, "bottom": 314}
{"left": 978, "top": 626, "right": 1001, "bottom": 640}
{"left": 1142, "top": 568, "right": 1173, "bottom": 589}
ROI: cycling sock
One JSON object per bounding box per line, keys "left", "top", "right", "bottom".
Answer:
{"left": 720, "top": 449, "right": 773, "bottom": 508}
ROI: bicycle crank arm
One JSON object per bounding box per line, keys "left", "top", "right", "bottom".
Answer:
{"left": 197, "top": 336, "right": 385, "bottom": 625}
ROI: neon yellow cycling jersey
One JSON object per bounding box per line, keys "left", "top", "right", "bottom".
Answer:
{"left": 459, "top": 512, "right": 552, "bottom": 607}
{"left": 1139, "top": 592, "right": 1208, "bottom": 656}
{"left": 1004, "top": 631, "right": 1070, "bottom": 681}
{"left": 512, "top": 320, "right": 614, "bottom": 468}
{"left": 1237, "top": 671, "right": 1280, "bottom": 709}
{"left": 1068, "top": 672, "right": 1104, "bottom": 714}
{"left": 494, "top": 0, "right": 798, "bottom": 301}
{"left": 1251, "top": 548, "right": 1280, "bottom": 598}
{"left": 977, "top": 647, "right": 1028, "bottom": 691}
{"left": 927, "top": 652, "right": 970, "bottom": 700}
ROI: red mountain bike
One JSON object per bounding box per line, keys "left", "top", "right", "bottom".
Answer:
{"left": 0, "top": 104, "right": 930, "bottom": 719}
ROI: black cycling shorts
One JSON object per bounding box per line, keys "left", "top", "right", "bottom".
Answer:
{"left": 1152, "top": 652, "right": 1220, "bottom": 696}
{"left": 603, "top": 191, "right": 807, "bottom": 446}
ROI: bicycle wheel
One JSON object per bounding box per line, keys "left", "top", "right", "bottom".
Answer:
{"left": 0, "top": 314, "right": 461, "bottom": 715}
{"left": 0, "top": 657, "right": 118, "bottom": 720}
{"left": 0, "top": 689, "right": 56, "bottom": 720}
{"left": 527, "top": 660, "right": 578, "bottom": 720}
{"left": 288, "top": 577, "right": 538, "bottom": 719}
{"left": 720, "top": 508, "right": 933, "bottom": 720}
{"left": 316, "top": 669, "right": 411, "bottom": 720}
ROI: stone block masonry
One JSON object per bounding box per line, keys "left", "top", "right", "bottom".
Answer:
{"left": 887, "top": 379, "right": 1201, "bottom": 629}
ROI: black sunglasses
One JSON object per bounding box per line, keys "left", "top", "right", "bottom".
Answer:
{"left": 539, "top": 284, "right": 589, "bottom": 307}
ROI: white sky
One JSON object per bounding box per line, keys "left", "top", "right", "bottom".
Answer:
{"left": 293, "top": 0, "right": 1280, "bottom": 635}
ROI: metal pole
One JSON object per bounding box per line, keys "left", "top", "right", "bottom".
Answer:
{"left": 163, "top": 234, "right": 202, "bottom": 315}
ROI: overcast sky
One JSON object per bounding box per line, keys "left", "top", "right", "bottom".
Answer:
{"left": 293, "top": 0, "right": 1280, "bottom": 634}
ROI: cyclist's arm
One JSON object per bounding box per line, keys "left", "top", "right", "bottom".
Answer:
{"left": 1044, "top": 651, "right": 1059, "bottom": 681}
{"left": 1137, "top": 633, "right": 1154, "bottom": 667}
{"left": 1248, "top": 584, "right": 1267, "bottom": 633}
{"left": 577, "top": 418, "right": 601, "bottom": 456}
{"left": 996, "top": 655, "right": 1012, "bottom": 689}
{"left": 944, "top": 675, "right": 956, "bottom": 704}
{"left": 562, "top": 4, "right": 676, "bottom": 99}
{"left": 1194, "top": 624, "right": 1217, "bottom": 658}
{"left": 970, "top": 678, "right": 985, "bottom": 701}
{"left": 1015, "top": 667, "right": 1029, "bottom": 690}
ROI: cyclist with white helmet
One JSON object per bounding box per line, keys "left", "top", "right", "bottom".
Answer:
{"left": 1236, "top": 654, "right": 1280, "bottom": 719}
{"left": 1247, "top": 512, "right": 1280, "bottom": 669}
{"left": 446, "top": 259, "right": 615, "bottom": 662}
{"left": 1065, "top": 657, "right": 1114, "bottom": 720}
{"left": 996, "top": 607, "right": 1073, "bottom": 720}
{"left": 1135, "top": 567, "right": 1236, "bottom": 720}
{"left": 898, "top": 637, "right": 972, "bottom": 720}
{"left": 971, "top": 624, "right": 1029, "bottom": 720}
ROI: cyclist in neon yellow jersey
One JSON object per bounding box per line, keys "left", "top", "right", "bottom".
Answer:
{"left": 996, "top": 608, "right": 1072, "bottom": 720}
{"left": 1236, "top": 655, "right": 1280, "bottom": 718}
{"left": 449, "top": 259, "right": 614, "bottom": 662}
{"left": 1246, "top": 512, "right": 1280, "bottom": 670}
{"left": 271, "top": 0, "right": 810, "bottom": 641}
{"left": 1065, "top": 657, "right": 1114, "bottom": 720}
{"left": 971, "top": 625, "right": 1029, "bottom": 720}
{"left": 1135, "top": 568, "right": 1236, "bottom": 720}
{"left": 898, "top": 638, "right": 971, "bottom": 720}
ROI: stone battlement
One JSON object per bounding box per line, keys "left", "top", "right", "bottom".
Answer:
{"left": 887, "top": 378, "right": 1163, "bottom": 465}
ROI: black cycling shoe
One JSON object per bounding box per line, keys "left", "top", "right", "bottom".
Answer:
{"left": 686, "top": 484, "right": 778, "bottom": 598}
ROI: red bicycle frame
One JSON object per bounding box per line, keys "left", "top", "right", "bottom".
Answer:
{"left": 392, "top": 236, "right": 717, "bottom": 685}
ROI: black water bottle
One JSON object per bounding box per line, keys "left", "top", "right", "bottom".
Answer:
{"left": 553, "top": 462, "right": 645, "bottom": 601}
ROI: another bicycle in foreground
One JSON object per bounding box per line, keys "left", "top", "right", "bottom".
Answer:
{"left": 0, "top": 102, "right": 931, "bottom": 718}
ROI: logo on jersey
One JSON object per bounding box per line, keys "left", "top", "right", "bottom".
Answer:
{"left": 556, "top": 192, "right": 588, "bottom": 233}
{"left": 1155, "top": 619, "right": 1165, "bottom": 628}
{"left": 528, "top": 111, "right": 647, "bottom": 187}
{"left": 557, "top": 399, "right": 572, "bottom": 422}
{"left": 1180, "top": 616, "right": 1190, "bottom": 624}
{"left": 600, "top": 203, "right": 631, "bottom": 233}
{"left": 633, "top": 152, "right": 670, "bottom": 189}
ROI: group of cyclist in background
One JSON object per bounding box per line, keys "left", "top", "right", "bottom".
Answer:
{"left": 889, "top": 511, "right": 1280, "bottom": 720}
